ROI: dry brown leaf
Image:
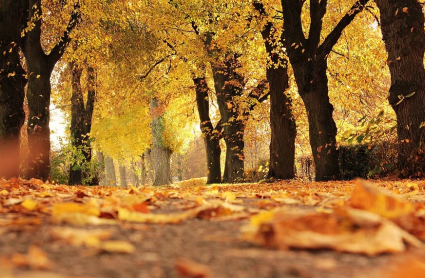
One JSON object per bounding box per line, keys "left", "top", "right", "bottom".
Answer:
{"left": 382, "top": 257, "right": 425, "bottom": 278}
{"left": 52, "top": 212, "right": 117, "bottom": 226}
{"left": 50, "top": 227, "right": 113, "bottom": 247}
{"left": 242, "top": 207, "right": 422, "bottom": 255}
{"left": 350, "top": 180, "right": 414, "bottom": 219}
{"left": 11, "top": 245, "right": 52, "bottom": 270}
{"left": 118, "top": 205, "right": 212, "bottom": 224}
{"left": 175, "top": 258, "right": 211, "bottom": 278}
{"left": 99, "top": 241, "right": 135, "bottom": 253}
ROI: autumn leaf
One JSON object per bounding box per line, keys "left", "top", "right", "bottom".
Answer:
{"left": 242, "top": 207, "right": 421, "bottom": 255}
{"left": 175, "top": 258, "right": 211, "bottom": 278}
{"left": 349, "top": 180, "right": 414, "bottom": 219}
{"left": 11, "top": 245, "right": 52, "bottom": 270}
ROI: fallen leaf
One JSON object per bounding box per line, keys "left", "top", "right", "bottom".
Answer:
{"left": 175, "top": 258, "right": 211, "bottom": 278}
{"left": 52, "top": 213, "right": 117, "bottom": 226}
{"left": 52, "top": 202, "right": 100, "bottom": 217}
{"left": 222, "top": 191, "right": 236, "bottom": 202}
{"left": 21, "top": 199, "right": 38, "bottom": 211}
{"left": 242, "top": 207, "right": 422, "bottom": 255}
{"left": 11, "top": 245, "right": 52, "bottom": 270}
{"left": 99, "top": 241, "right": 135, "bottom": 253}
{"left": 50, "top": 227, "right": 113, "bottom": 247}
{"left": 350, "top": 180, "right": 414, "bottom": 219}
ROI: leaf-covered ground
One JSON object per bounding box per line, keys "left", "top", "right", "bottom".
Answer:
{"left": 1, "top": 178, "right": 425, "bottom": 278}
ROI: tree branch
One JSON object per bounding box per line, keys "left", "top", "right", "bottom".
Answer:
{"left": 308, "top": 0, "right": 327, "bottom": 53}
{"left": 282, "top": 0, "right": 307, "bottom": 54}
{"left": 248, "top": 79, "right": 269, "bottom": 110}
{"left": 48, "top": 0, "right": 81, "bottom": 66}
{"left": 139, "top": 54, "right": 174, "bottom": 81}
{"left": 317, "top": 0, "right": 369, "bottom": 59}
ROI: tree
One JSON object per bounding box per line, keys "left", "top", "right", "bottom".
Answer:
{"left": 193, "top": 76, "right": 222, "bottom": 183}
{"left": 22, "top": 0, "right": 80, "bottom": 180}
{"left": 0, "top": 0, "right": 27, "bottom": 178}
{"left": 150, "top": 97, "right": 172, "bottom": 185}
{"left": 68, "top": 63, "right": 96, "bottom": 185}
{"left": 281, "top": 0, "right": 368, "bottom": 181}
{"left": 254, "top": 1, "right": 296, "bottom": 180}
{"left": 119, "top": 165, "right": 127, "bottom": 188}
{"left": 104, "top": 155, "right": 116, "bottom": 187}
{"left": 374, "top": 0, "right": 425, "bottom": 177}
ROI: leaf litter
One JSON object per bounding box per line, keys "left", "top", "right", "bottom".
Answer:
{"left": 2, "top": 178, "right": 425, "bottom": 276}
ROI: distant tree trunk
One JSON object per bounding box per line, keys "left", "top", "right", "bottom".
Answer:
{"left": 0, "top": 0, "right": 27, "bottom": 178}
{"left": 140, "top": 154, "right": 147, "bottom": 185}
{"left": 68, "top": 64, "right": 96, "bottom": 185}
{"left": 129, "top": 163, "right": 139, "bottom": 187}
{"left": 254, "top": 2, "right": 297, "bottom": 179}
{"left": 145, "top": 149, "right": 154, "bottom": 185}
{"left": 296, "top": 60, "right": 340, "bottom": 181}
{"left": 193, "top": 77, "right": 222, "bottom": 184}
{"left": 150, "top": 98, "right": 172, "bottom": 185}
{"left": 211, "top": 54, "right": 246, "bottom": 183}
{"left": 96, "top": 151, "right": 106, "bottom": 186}
{"left": 375, "top": 0, "right": 425, "bottom": 177}
{"left": 104, "top": 156, "right": 116, "bottom": 186}
{"left": 21, "top": 0, "right": 80, "bottom": 180}
{"left": 119, "top": 165, "right": 127, "bottom": 188}
{"left": 281, "top": 0, "right": 368, "bottom": 180}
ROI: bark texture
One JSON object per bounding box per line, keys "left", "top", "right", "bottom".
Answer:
{"left": 104, "top": 155, "right": 116, "bottom": 186}
{"left": 375, "top": 0, "right": 425, "bottom": 177}
{"left": 0, "top": 0, "right": 27, "bottom": 178}
{"left": 211, "top": 54, "right": 246, "bottom": 183}
{"left": 129, "top": 164, "right": 139, "bottom": 187}
{"left": 21, "top": 0, "right": 80, "bottom": 180}
{"left": 150, "top": 98, "right": 172, "bottom": 185}
{"left": 140, "top": 154, "right": 147, "bottom": 185}
{"left": 119, "top": 165, "right": 127, "bottom": 188}
{"left": 96, "top": 151, "right": 106, "bottom": 186}
{"left": 281, "top": 0, "right": 368, "bottom": 181}
{"left": 68, "top": 64, "right": 96, "bottom": 185}
{"left": 193, "top": 77, "right": 222, "bottom": 183}
{"left": 255, "top": 2, "right": 297, "bottom": 179}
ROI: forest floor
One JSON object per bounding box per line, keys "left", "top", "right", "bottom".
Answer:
{"left": 1, "top": 178, "right": 425, "bottom": 278}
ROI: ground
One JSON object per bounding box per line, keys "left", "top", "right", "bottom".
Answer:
{"left": 1, "top": 178, "right": 425, "bottom": 278}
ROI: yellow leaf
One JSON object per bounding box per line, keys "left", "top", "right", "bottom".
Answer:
{"left": 222, "top": 191, "right": 236, "bottom": 202}
{"left": 52, "top": 202, "right": 100, "bottom": 218}
{"left": 50, "top": 227, "right": 112, "bottom": 247}
{"left": 350, "top": 180, "right": 414, "bottom": 219}
{"left": 21, "top": 199, "right": 37, "bottom": 211}
{"left": 99, "top": 241, "right": 135, "bottom": 253}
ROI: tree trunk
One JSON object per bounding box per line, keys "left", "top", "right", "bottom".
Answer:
{"left": 0, "top": 0, "right": 27, "bottom": 178}
{"left": 281, "top": 0, "right": 367, "bottom": 180}
{"left": 211, "top": 54, "right": 245, "bottom": 183}
{"left": 375, "top": 0, "right": 425, "bottom": 177}
{"left": 193, "top": 77, "right": 222, "bottom": 183}
{"left": 140, "top": 154, "right": 147, "bottom": 185}
{"left": 68, "top": 62, "right": 84, "bottom": 185}
{"left": 119, "top": 165, "right": 127, "bottom": 188}
{"left": 292, "top": 60, "right": 340, "bottom": 181}
{"left": 145, "top": 149, "right": 154, "bottom": 185}
{"left": 68, "top": 64, "right": 96, "bottom": 185}
{"left": 96, "top": 151, "right": 106, "bottom": 186}
{"left": 21, "top": 0, "right": 79, "bottom": 180}
{"left": 129, "top": 164, "right": 139, "bottom": 187}
{"left": 255, "top": 10, "right": 296, "bottom": 180}
{"left": 104, "top": 155, "right": 116, "bottom": 186}
{"left": 150, "top": 98, "right": 172, "bottom": 185}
